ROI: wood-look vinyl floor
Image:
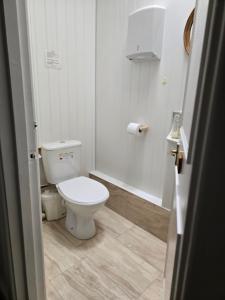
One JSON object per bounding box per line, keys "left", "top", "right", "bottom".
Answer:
{"left": 43, "top": 206, "right": 167, "bottom": 300}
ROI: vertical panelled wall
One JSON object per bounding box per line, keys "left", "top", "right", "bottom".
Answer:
{"left": 96, "top": 0, "right": 195, "bottom": 199}
{"left": 26, "top": 0, "right": 95, "bottom": 175}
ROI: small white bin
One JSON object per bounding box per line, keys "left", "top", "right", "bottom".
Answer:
{"left": 41, "top": 189, "right": 66, "bottom": 221}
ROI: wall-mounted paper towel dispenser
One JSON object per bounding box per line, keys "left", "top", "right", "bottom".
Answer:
{"left": 126, "top": 5, "right": 166, "bottom": 61}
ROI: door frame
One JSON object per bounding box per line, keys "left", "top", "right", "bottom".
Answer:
{"left": 1, "top": 0, "right": 46, "bottom": 299}
{"left": 173, "top": 1, "right": 225, "bottom": 299}
{"left": 0, "top": 4, "right": 27, "bottom": 298}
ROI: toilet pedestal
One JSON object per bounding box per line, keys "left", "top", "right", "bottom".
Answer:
{"left": 65, "top": 205, "right": 97, "bottom": 240}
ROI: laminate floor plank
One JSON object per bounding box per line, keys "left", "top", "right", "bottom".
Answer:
{"left": 43, "top": 206, "right": 166, "bottom": 299}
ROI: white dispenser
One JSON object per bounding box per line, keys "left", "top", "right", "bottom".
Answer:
{"left": 126, "top": 5, "right": 166, "bottom": 61}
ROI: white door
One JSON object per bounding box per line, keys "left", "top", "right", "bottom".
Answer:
{"left": 164, "top": 1, "right": 209, "bottom": 299}
{"left": 3, "top": 1, "right": 46, "bottom": 299}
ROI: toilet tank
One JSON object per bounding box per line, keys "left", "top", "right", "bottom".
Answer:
{"left": 41, "top": 140, "right": 82, "bottom": 184}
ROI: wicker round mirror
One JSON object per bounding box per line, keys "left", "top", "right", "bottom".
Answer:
{"left": 183, "top": 9, "right": 195, "bottom": 55}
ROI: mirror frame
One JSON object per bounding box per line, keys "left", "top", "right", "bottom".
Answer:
{"left": 184, "top": 9, "right": 195, "bottom": 55}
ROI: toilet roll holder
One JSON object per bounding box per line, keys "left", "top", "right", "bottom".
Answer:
{"left": 139, "top": 124, "right": 149, "bottom": 133}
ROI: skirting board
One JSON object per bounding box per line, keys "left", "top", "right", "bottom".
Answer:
{"left": 89, "top": 173, "right": 170, "bottom": 242}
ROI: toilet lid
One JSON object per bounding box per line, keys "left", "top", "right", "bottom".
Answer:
{"left": 57, "top": 176, "right": 109, "bottom": 205}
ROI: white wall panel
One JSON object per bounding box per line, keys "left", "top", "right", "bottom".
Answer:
{"left": 27, "top": 0, "right": 95, "bottom": 175}
{"left": 96, "top": 0, "right": 195, "bottom": 199}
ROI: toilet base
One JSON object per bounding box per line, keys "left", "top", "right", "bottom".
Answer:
{"left": 65, "top": 206, "right": 96, "bottom": 239}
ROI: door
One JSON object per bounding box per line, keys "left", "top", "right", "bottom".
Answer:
{"left": 2, "top": 1, "right": 46, "bottom": 299}
{"left": 164, "top": 1, "right": 209, "bottom": 299}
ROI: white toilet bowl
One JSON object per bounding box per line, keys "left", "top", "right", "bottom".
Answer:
{"left": 57, "top": 176, "right": 109, "bottom": 239}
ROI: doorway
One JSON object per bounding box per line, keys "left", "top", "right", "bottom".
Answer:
{"left": 1, "top": 0, "right": 219, "bottom": 300}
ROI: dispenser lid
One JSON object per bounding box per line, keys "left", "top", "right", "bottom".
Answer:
{"left": 57, "top": 176, "right": 109, "bottom": 205}
{"left": 42, "top": 140, "right": 81, "bottom": 151}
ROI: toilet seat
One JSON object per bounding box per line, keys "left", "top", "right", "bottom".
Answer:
{"left": 57, "top": 176, "right": 109, "bottom": 205}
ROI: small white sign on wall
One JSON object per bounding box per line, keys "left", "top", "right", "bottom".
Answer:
{"left": 45, "top": 50, "right": 62, "bottom": 70}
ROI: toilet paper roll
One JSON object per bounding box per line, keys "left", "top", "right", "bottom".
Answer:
{"left": 127, "top": 123, "right": 143, "bottom": 136}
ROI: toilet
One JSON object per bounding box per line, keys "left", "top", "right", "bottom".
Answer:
{"left": 41, "top": 140, "right": 109, "bottom": 239}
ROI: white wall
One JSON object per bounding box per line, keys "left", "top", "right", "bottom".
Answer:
{"left": 96, "top": 0, "right": 195, "bottom": 199}
{"left": 27, "top": 0, "right": 195, "bottom": 199}
{"left": 26, "top": 0, "right": 95, "bottom": 175}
